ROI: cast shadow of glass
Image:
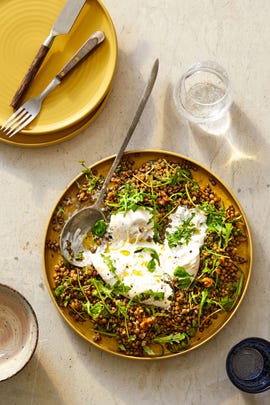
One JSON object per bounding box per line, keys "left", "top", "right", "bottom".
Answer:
{"left": 188, "top": 103, "right": 264, "bottom": 169}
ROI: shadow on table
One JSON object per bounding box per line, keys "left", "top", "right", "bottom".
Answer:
{"left": 190, "top": 103, "right": 263, "bottom": 163}
{"left": 0, "top": 352, "right": 64, "bottom": 405}
{"left": 62, "top": 324, "right": 245, "bottom": 405}
{"left": 161, "top": 84, "right": 268, "bottom": 175}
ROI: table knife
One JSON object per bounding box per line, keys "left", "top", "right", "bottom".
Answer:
{"left": 10, "top": 0, "right": 87, "bottom": 109}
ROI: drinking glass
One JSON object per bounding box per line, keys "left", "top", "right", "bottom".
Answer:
{"left": 226, "top": 337, "right": 270, "bottom": 394}
{"left": 174, "top": 61, "right": 232, "bottom": 125}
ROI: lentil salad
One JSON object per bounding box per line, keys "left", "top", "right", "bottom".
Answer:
{"left": 44, "top": 152, "right": 251, "bottom": 358}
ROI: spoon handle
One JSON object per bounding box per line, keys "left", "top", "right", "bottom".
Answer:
{"left": 95, "top": 58, "right": 159, "bottom": 207}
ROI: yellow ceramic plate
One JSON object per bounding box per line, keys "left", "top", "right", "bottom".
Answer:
{"left": 43, "top": 151, "right": 252, "bottom": 360}
{"left": 0, "top": 0, "right": 117, "bottom": 135}
{"left": 0, "top": 87, "right": 112, "bottom": 147}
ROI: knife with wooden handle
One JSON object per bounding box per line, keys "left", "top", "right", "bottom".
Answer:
{"left": 56, "top": 30, "right": 105, "bottom": 81}
{"left": 10, "top": 0, "right": 86, "bottom": 110}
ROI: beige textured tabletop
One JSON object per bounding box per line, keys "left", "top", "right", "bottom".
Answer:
{"left": 0, "top": 1, "right": 270, "bottom": 404}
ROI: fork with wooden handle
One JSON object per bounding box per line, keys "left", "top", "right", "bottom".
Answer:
{"left": 1, "top": 30, "right": 104, "bottom": 138}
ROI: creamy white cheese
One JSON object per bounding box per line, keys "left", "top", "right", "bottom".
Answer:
{"left": 83, "top": 206, "right": 208, "bottom": 309}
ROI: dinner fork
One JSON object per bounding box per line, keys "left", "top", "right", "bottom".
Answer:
{"left": 1, "top": 30, "right": 105, "bottom": 138}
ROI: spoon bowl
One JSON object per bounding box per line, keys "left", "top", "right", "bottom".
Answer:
{"left": 60, "top": 59, "right": 159, "bottom": 266}
{"left": 60, "top": 205, "right": 105, "bottom": 266}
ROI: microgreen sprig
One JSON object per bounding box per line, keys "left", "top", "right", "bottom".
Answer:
{"left": 166, "top": 213, "right": 196, "bottom": 248}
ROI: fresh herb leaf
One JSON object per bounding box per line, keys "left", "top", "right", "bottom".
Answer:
{"left": 198, "top": 289, "right": 209, "bottom": 325}
{"left": 78, "top": 160, "right": 91, "bottom": 174}
{"left": 116, "top": 301, "right": 128, "bottom": 318}
{"left": 143, "top": 346, "right": 156, "bottom": 356}
{"left": 154, "top": 164, "right": 198, "bottom": 189}
{"left": 153, "top": 332, "right": 189, "bottom": 345}
{"left": 79, "top": 160, "right": 100, "bottom": 194}
{"left": 91, "top": 278, "right": 113, "bottom": 300}
{"left": 222, "top": 222, "right": 233, "bottom": 248}
{"left": 173, "top": 266, "right": 192, "bottom": 289}
{"left": 134, "top": 247, "right": 160, "bottom": 272}
{"left": 54, "top": 284, "right": 65, "bottom": 298}
{"left": 134, "top": 290, "right": 165, "bottom": 302}
{"left": 101, "top": 254, "right": 117, "bottom": 275}
{"left": 92, "top": 219, "right": 107, "bottom": 237}
{"left": 202, "top": 203, "right": 233, "bottom": 249}
{"left": 166, "top": 213, "right": 196, "bottom": 248}
{"left": 82, "top": 301, "right": 107, "bottom": 319}
{"left": 57, "top": 205, "right": 64, "bottom": 215}
{"left": 107, "top": 182, "right": 145, "bottom": 213}
{"left": 112, "top": 280, "right": 131, "bottom": 295}
{"left": 75, "top": 251, "right": 84, "bottom": 261}
{"left": 220, "top": 272, "right": 244, "bottom": 311}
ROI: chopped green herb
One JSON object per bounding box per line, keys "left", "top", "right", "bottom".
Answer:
{"left": 54, "top": 284, "right": 65, "bottom": 298}
{"left": 107, "top": 182, "right": 145, "bottom": 213}
{"left": 75, "top": 251, "right": 84, "bottom": 261}
{"left": 101, "top": 254, "right": 117, "bottom": 275}
{"left": 57, "top": 205, "right": 64, "bottom": 215}
{"left": 173, "top": 266, "right": 192, "bottom": 289}
{"left": 143, "top": 345, "right": 156, "bottom": 356}
{"left": 135, "top": 290, "right": 165, "bottom": 302}
{"left": 198, "top": 289, "right": 209, "bottom": 326}
{"left": 202, "top": 202, "right": 234, "bottom": 249}
{"left": 83, "top": 301, "right": 107, "bottom": 319}
{"left": 153, "top": 332, "right": 189, "bottom": 346}
{"left": 166, "top": 213, "right": 196, "bottom": 248}
{"left": 112, "top": 280, "right": 131, "bottom": 295}
{"left": 92, "top": 219, "right": 107, "bottom": 237}
{"left": 78, "top": 160, "right": 100, "bottom": 194}
{"left": 134, "top": 247, "right": 160, "bottom": 272}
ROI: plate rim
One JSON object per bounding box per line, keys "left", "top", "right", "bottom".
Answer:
{"left": 42, "top": 150, "right": 253, "bottom": 360}
{"left": 0, "top": 86, "right": 113, "bottom": 148}
{"left": 0, "top": 0, "right": 118, "bottom": 137}
{"left": 0, "top": 283, "right": 39, "bottom": 380}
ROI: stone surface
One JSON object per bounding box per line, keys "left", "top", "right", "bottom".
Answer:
{"left": 0, "top": 1, "right": 270, "bottom": 404}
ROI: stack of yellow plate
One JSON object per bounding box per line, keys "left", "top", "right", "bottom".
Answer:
{"left": 0, "top": 0, "right": 117, "bottom": 147}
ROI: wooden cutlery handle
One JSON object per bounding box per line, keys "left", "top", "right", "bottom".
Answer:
{"left": 56, "top": 31, "right": 105, "bottom": 82}
{"left": 10, "top": 44, "right": 50, "bottom": 110}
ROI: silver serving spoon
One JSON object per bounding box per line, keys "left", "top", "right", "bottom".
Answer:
{"left": 60, "top": 59, "right": 159, "bottom": 266}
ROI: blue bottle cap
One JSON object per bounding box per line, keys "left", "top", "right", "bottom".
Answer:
{"left": 226, "top": 337, "right": 270, "bottom": 393}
